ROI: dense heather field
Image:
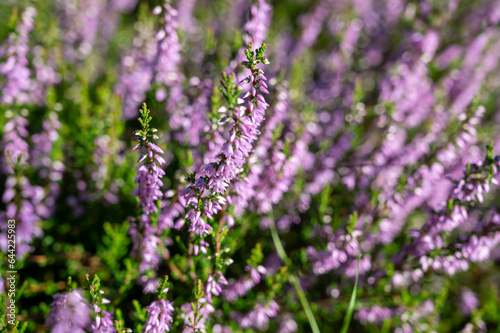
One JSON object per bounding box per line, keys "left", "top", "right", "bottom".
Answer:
{"left": 2, "top": 0, "right": 500, "bottom": 332}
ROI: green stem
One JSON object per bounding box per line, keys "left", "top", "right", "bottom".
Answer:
{"left": 340, "top": 256, "right": 360, "bottom": 333}
{"left": 268, "top": 215, "right": 321, "bottom": 333}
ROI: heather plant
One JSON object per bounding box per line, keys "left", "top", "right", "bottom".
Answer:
{"left": 3, "top": 0, "right": 500, "bottom": 332}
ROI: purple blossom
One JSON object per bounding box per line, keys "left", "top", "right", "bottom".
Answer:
{"left": 232, "top": 79, "right": 296, "bottom": 216}
{"left": 387, "top": 149, "right": 500, "bottom": 285}
{"left": 132, "top": 123, "right": 166, "bottom": 215}
{"left": 392, "top": 299, "right": 435, "bottom": 332}
{"left": 340, "top": 20, "right": 362, "bottom": 58}
{"left": 144, "top": 299, "right": 174, "bottom": 332}
{"left": 177, "top": 0, "right": 198, "bottom": 35}
{"left": 278, "top": 314, "right": 298, "bottom": 333}
{"left": 307, "top": 230, "right": 361, "bottom": 275}
{"left": 357, "top": 306, "right": 397, "bottom": 324}
{"left": 1, "top": 176, "right": 44, "bottom": 257}
{"left": 1, "top": 116, "right": 45, "bottom": 257}
{"left": 246, "top": 264, "right": 267, "bottom": 284}
{"left": 379, "top": 46, "right": 436, "bottom": 128}
{"left": 129, "top": 221, "right": 162, "bottom": 293}
{"left": 154, "top": 3, "right": 183, "bottom": 102}
{"left": 304, "top": 133, "right": 348, "bottom": 196}
{"left": 138, "top": 223, "right": 162, "bottom": 274}
{"left": 46, "top": 290, "right": 91, "bottom": 333}
{"left": 115, "top": 25, "right": 156, "bottom": 119}
{"left": 111, "top": 0, "right": 138, "bottom": 13}
{"left": 182, "top": 45, "right": 269, "bottom": 237}
{"left": 228, "top": 1, "right": 271, "bottom": 74}
{"left": 206, "top": 272, "right": 228, "bottom": 302}
{"left": 212, "top": 324, "right": 233, "bottom": 333}
{"left": 291, "top": 0, "right": 332, "bottom": 58}
{"left": 133, "top": 163, "right": 165, "bottom": 215}
{"left": 2, "top": 116, "right": 30, "bottom": 172}
{"left": 437, "top": 106, "right": 485, "bottom": 169}
{"left": 461, "top": 233, "right": 500, "bottom": 263}
{"left": 444, "top": 34, "right": 500, "bottom": 116}
{"left": 90, "top": 135, "right": 121, "bottom": 204}
{"left": 243, "top": 0, "right": 272, "bottom": 49}
{"left": 31, "top": 46, "right": 61, "bottom": 104}
{"left": 55, "top": 0, "right": 108, "bottom": 62}
{"left": 140, "top": 277, "right": 161, "bottom": 295}
{"left": 365, "top": 105, "right": 487, "bottom": 248}
{"left": 460, "top": 289, "right": 479, "bottom": 315}
{"left": 130, "top": 104, "right": 168, "bottom": 292}
{"left": 117, "top": 3, "right": 185, "bottom": 120}
{"left": 231, "top": 300, "right": 279, "bottom": 331}
{"left": 179, "top": 78, "right": 213, "bottom": 146}
{"left": 0, "top": 6, "right": 36, "bottom": 105}
{"left": 222, "top": 278, "right": 255, "bottom": 302}
{"left": 91, "top": 310, "right": 115, "bottom": 333}
{"left": 31, "top": 113, "right": 61, "bottom": 170}
{"left": 31, "top": 113, "right": 64, "bottom": 216}
{"left": 157, "top": 198, "right": 184, "bottom": 233}
{"left": 7, "top": 2, "right": 500, "bottom": 331}
{"left": 419, "top": 152, "right": 500, "bottom": 238}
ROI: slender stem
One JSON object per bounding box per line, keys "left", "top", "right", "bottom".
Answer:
{"left": 268, "top": 215, "right": 321, "bottom": 333}
{"left": 213, "top": 204, "right": 227, "bottom": 276}
{"left": 215, "top": 194, "right": 228, "bottom": 263}
{"left": 340, "top": 256, "right": 360, "bottom": 333}
{"left": 269, "top": 217, "right": 288, "bottom": 261}
{"left": 187, "top": 232, "right": 197, "bottom": 280}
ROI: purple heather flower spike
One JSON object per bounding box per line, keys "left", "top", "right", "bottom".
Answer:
{"left": 231, "top": 79, "right": 295, "bottom": 216}
{"left": 130, "top": 104, "right": 169, "bottom": 292}
{"left": 115, "top": 16, "right": 157, "bottom": 119}
{"left": 0, "top": 6, "right": 36, "bottom": 105}
{"left": 1, "top": 115, "right": 48, "bottom": 258}
{"left": 291, "top": 0, "right": 332, "bottom": 59}
{"left": 144, "top": 299, "right": 174, "bottom": 332}
{"left": 56, "top": 0, "right": 113, "bottom": 62}
{"left": 46, "top": 289, "right": 91, "bottom": 333}
{"left": 181, "top": 45, "right": 270, "bottom": 238}
{"left": 227, "top": 0, "right": 272, "bottom": 76}
{"left": 132, "top": 105, "right": 166, "bottom": 215}
{"left": 243, "top": 0, "right": 272, "bottom": 49}
{"left": 1, "top": 175, "right": 44, "bottom": 258}
{"left": 154, "top": 3, "right": 183, "bottom": 99}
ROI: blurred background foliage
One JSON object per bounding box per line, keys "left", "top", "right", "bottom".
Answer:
{"left": 1, "top": 0, "right": 500, "bottom": 332}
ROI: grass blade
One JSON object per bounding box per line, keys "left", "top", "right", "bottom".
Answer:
{"left": 269, "top": 214, "right": 321, "bottom": 333}
{"left": 340, "top": 256, "right": 360, "bottom": 333}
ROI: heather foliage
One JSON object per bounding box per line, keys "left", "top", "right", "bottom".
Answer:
{"left": 2, "top": 0, "right": 500, "bottom": 332}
